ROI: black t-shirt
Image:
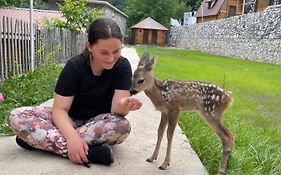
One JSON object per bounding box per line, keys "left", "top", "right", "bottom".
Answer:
{"left": 54, "top": 50, "right": 132, "bottom": 121}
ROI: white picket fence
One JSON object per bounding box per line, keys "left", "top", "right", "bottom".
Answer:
{"left": 0, "top": 16, "right": 87, "bottom": 82}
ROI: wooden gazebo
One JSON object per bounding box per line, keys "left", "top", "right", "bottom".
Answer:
{"left": 131, "top": 17, "right": 168, "bottom": 45}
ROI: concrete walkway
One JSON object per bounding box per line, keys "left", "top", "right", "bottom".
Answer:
{"left": 0, "top": 48, "right": 208, "bottom": 175}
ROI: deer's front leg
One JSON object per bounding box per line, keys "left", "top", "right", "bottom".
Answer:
{"left": 147, "top": 112, "right": 168, "bottom": 163}
{"left": 159, "top": 110, "right": 180, "bottom": 170}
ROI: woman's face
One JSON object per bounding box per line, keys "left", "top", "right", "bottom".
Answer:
{"left": 88, "top": 38, "right": 122, "bottom": 70}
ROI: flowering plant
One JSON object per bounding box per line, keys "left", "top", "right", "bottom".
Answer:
{"left": 0, "top": 92, "right": 4, "bottom": 102}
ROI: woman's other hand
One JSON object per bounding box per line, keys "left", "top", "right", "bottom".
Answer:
{"left": 67, "top": 134, "right": 89, "bottom": 164}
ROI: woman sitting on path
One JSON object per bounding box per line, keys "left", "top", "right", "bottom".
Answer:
{"left": 7, "top": 18, "right": 142, "bottom": 167}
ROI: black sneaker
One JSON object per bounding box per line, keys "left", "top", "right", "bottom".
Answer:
{"left": 84, "top": 144, "right": 114, "bottom": 168}
{"left": 16, "top": 136, "right": 37, "bottom": 150}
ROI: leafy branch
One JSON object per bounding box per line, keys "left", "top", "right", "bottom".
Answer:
{"left": 43, "top": 0, "right": 104, "bottom": 35}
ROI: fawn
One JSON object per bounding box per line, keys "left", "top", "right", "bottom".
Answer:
{"left": 130, "top": 52, "right": 233, "bottom": 175}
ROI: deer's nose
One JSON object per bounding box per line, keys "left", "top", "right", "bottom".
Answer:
{"left": 130, "top": 89, "right": 138, "bottom": 96}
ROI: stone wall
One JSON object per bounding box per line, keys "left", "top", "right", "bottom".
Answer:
{"left": 167, "top": 7, "right": 281, "bottom": 64}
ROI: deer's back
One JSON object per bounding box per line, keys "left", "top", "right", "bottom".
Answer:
{"left": 158, "top": 80, "right": 232, "bottom": 113}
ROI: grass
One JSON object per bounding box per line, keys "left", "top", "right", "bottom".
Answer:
{"left": 0, "top": 64, "right": 62, "bottom": 135}
{"left": 132, "top": 45, "right": 281, "bottom": 175}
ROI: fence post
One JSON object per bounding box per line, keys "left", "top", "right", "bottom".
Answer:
{"left": 0, "top": 17, "right": 4, "bottom": 81}
{"left": 30, "top": 0, "right": 35, "bottom": 71}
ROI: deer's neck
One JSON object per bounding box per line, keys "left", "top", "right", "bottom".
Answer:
{"left": 144, "top": 77, "right": 160, "bottom": 96}
{"left": 143, "top": 77, "right": 166, "bottom": 111}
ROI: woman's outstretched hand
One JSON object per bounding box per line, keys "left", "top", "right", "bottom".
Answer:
{"left": 124, "top": 97, "right": 142, "bottom": 111}
{"left": 111, "top": 90, "right": 143, "bottom": 116}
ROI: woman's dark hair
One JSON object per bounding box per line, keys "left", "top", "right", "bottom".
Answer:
{"left": 88, "top": 18, "right": 123, "bottom": 45}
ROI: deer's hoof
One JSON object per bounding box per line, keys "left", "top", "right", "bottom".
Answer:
{"left": 159, "top": 162, "right": 169, "bottom": 170}
{"left": 146, "top": 157, "right": 155, "bottom": 162}
{"left": 146, "top": 158, "right": 152, "bottom": 162}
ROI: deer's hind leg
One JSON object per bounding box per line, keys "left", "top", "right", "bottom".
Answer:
{"left": 200, "top": 112, "right": 233, "bottom": 175}
{"left": 147, "top": 112, "right": 168, "bottom": 163}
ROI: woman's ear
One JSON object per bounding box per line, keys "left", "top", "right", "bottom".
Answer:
{"left": 86, "top": 41, "right": 92, "bottom": 52}
{"left": 85, "top": 42, "right": 88, "bottom": 50}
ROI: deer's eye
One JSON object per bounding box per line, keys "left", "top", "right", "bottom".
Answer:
{"left": 137, "top": 79, "right": 144, "bottom": 84}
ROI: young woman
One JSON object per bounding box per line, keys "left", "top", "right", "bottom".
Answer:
{"left": 7, "top": 18, "right": 142, "bottom": 167}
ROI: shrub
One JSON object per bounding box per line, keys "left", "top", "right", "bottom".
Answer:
{"left": 0, "top": 64, "right": 62, "bottom": 135}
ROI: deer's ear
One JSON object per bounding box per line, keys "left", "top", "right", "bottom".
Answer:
{"left": 145, "top": 56, "right": 157, "bottom": 71}
{"left": 138, "top": 51, "right": 150, "bottom": 67}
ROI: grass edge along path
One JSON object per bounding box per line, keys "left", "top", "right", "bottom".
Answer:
{"left": 133, "top": 45, "right": 281, "bottom": 175}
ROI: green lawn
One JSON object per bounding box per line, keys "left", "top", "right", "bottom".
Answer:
{"left": 133, "top": 45, "right": 281, "bottom": 175}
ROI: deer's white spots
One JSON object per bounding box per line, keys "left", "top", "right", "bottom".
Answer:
{"left": 217, "top": 87, "right": 224, "bottom": 92}
{"left": 192, "top": 84, "right": 198, "bottom": 88}
{"left": 202, "top": 88, "right": 206, "bottom": 94}
{"left": 216, "top": 96, "right": 220, "bottom": 101}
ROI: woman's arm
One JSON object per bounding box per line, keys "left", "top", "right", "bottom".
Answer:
{"left": 111, "top": 90, "right": 142, "bottom": 116}
{"left": 52, "top": 93, "right": 76, "bottom": 140}
{"left": 52, "top": 93, "right": 88, "bottom": 164}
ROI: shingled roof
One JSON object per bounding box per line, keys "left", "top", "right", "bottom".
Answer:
{"left": 0, "top": 7, "right": 64, "bottom": 24}
{"left": 131, "top": 17, "right": 168, "bottom": 31}
{"left": 195, "top": 0, "right": 225, "bottom": 17}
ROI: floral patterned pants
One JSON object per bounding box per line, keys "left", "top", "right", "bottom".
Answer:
{"left": 7, "top": 106, "right": 131, "bottom": 157}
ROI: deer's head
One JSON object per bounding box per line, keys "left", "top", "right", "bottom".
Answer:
{"left": 130, "top": 51, "right": 157, "bottom": 95}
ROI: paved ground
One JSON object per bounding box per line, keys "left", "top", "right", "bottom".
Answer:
{"left": 0, "top": 48, "right": 208, "bottom": 175}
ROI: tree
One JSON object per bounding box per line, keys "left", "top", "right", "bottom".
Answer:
{"left": 0, "top": 0, "right": 48, "bottom": 9}
{"left": 43, "top": 0, "right": 103, "bottom": 35}
{"left": 125, "top": 0, "right": 190, "bottom": 28}
{"left": 194, "top": 0, "right": 202, "bottom": 10}
{"left": 173, "top": 2, "right": 192, "bottom": 20}
{"left": 104, "top": 0, "right": 127, "bottom": 11}
{"left": 178, "top": 0, "right": 202, "bottom": 11}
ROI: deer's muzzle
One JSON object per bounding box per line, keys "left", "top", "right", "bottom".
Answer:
{"left": 130, "top": 89, "right": 138, "bottom": 96}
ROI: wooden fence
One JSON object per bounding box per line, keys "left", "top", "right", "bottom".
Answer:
{"left": 0, "top": 16, "right": 87, "bottom": 82}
